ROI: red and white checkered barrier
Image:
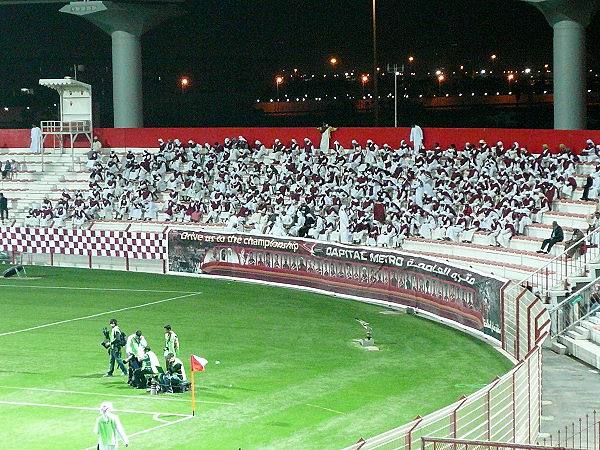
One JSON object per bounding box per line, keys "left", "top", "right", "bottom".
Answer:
{"left": 0, "top": 227, "right": 166, "bottom": 260}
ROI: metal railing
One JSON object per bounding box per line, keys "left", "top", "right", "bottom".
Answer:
{"left": 518, "top": 226, "right": 600, "bottom": 295}
{"left": 549, "top": 277, "right": 600, "bottom": 337}
{"left": 422, "top": 437, "right": 580, "bottom": 450}
{"left": 539, "top": 410, "right": 600, "bottom": 450}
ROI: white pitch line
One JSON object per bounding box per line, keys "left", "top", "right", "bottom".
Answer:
{"left": 305, "top": 403, "right": 345, "bottom": 415}
{"left": 83, "top": 415, "right": 194, "bottom": 450}
{"left": 0, "top": 385, "right": 235, "bottom": 406}
{"left": 0, "top": 292, "right": 201, "bottom": 337}
{"left": 0, "top": 284, "right": 196, "bottom": 294}
{"left": 0, "top": 399, "right": 191, "bottom": 417}
{"left": 152, "top": 413, "right": 171, "bottom": 424}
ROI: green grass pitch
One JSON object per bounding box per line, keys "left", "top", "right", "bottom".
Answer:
{"left": 0, "top": 266, "right": 513, "bottom": 449}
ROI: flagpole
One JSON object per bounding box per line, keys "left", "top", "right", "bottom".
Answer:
{"left": 191, "top": 369, "right": 196, "bottom": 416}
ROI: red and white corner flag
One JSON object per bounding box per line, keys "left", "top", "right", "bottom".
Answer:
{"left": 191, "top": 354, "right": 208, "bottom": 372}
{"left": 190, "top": 354, "right": 207, "bottom": 416}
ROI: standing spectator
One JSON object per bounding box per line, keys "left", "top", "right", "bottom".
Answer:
{"left": 318, "top": 123, "right": 337, "bottom": 153}
{"left": 1, "top": 160, "right": 10, "bottom": 179}
{"left": 537, "top": 221, "right": 564, "bottom": 254}
{"left": 29, "top": 124, "right": 42, "bottom": 154}
{"left": 92, "top": 135, "right": 103, "bottom": 153}
{"left": 410, "top": 124, "right": 424, "bottom": 150}
{"left": 581, "top": 175, "right": 594, "bottom": 201}
{"left": 94, "top": 401, "right": 129, "bottom": 449}
{"left": 0, "top": 193, "right": 7, "bottom": 224}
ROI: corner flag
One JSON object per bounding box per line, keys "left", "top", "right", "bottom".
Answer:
{"left": 190, "top": 354, "right": 208, "bottom": 416}
{"left": 191, "top": 355, "right": 208, "bottom": 372}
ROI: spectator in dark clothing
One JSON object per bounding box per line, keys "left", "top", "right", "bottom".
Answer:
{"left": 582, "top": 175, "right": 594, "bottom": 201}
{"left": 537, "top": 221, "right": 564, "bottom": 254}
{"left": 0, "top": 193, "right": 7, "bottom": 223}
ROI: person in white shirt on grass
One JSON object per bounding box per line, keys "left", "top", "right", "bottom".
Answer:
{"left": 94, "top": 402, "right": 128, "bottom": 449}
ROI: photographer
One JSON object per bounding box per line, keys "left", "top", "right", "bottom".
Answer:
{"left": 104, "top": 319, "right": 127, "bottom": 377}
{"left": 132, "top": 346, "right": 160, "bottom": 389}
{"left": 160, "top": 353, "right": 187, "bottom": 393}
{"left": 124, "top": 330, "right": 147, "bottom": 385}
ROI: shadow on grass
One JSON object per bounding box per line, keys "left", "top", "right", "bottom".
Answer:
{"left": 71, "top": 373, "right": 109, "bottom": 379}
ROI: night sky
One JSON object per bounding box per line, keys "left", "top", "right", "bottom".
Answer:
{"left": 0, "top": 0, "right": 599, "bottom": 126}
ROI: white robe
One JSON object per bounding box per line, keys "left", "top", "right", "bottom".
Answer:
{"left": 339, "top": 207, "right": 350, "bottom": 243}
{"left": 320, "top": 128, "right": 332, "bottom": 152}
{"left": 30, "top": 126, "right": 43, "bottom": 154}
{"left": 410, "top": 125, "right": 424, "bottom": 150}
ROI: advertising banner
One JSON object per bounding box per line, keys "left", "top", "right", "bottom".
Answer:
{"left": 167, "top": 230, "right": 505, "bottom": 339}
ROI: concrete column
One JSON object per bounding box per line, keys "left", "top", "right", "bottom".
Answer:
{"left": 111, "top": 30, "right": 143, "bottom": 128}
{"left": 60, "top": 1, "right": 183, "bottom": 128}
{"left": 521, "top": 0, "right": 600, "bottom": 130}
{"left": 553, "top": 20, "right": 586, "bottom": 130}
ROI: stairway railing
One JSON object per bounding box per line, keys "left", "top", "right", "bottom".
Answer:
{"left": 517, "top": 225, "right": 600, "bottom": 296}
{"left": 549, "top": 276, "right": 600, "bottom": 337}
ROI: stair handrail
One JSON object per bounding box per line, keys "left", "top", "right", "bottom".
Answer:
{"left": 514, "top": 224, "right": 600, "bottom": 295}
{"left": 548, "top": 274, "right": 600, "bottom": 337}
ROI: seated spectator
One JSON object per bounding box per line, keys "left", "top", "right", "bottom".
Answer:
{"left": 565, "top": 229, "right": 586, "bottom": 258}
{"left": 537, "top": 221, "right": 564, "bottom": 254}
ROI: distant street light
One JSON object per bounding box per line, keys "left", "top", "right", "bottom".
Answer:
{"left": 330, "top": 57, "right": 338, "bottom": 71}
{"left": 408, "top": 56, "right": 414, "bottom": 63}
{"left": 507, "top": 73, "right": 515, "bottom": 91}
{"left": 437, "top": 74, "right": 445, "bottom": 94}
{"left": 361, "top": 74, "right": 369, "bottom": 96}
{"left": 275, "top": 75, "right": 284, "bottom": 100}
{"left": 180, "top": 76, "right": 189, "bottom": 93}
{"left": 491, "top": 54, "right": 497, "bottom": 60}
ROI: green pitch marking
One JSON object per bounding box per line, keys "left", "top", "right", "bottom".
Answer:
{"left": 0, "top": 266, "right": 513, "bottom": 449}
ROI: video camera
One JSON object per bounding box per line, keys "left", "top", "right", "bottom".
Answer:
{"left": 100, "top": 327, "right": 110, "bottom": 350}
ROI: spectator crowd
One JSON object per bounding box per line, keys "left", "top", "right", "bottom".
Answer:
{"left": 21, "top": 135, "right": 600, "bottom": 250}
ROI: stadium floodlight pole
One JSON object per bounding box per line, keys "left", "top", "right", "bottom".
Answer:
{"left": 386, "top": 64, "right": 402, "bottom": 128}
{"left": 371, "top": 0, "right": 379, "bottom": 125}
{"left": 521, "top": 0, "right": 600, "bottom": 130}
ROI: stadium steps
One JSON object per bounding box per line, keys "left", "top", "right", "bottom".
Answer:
{"left": 541, "top": 211, "right": 590, "bottom": 229}
{"left": 402, "top": 238, "right": 554, "bottom": 269}
{"left": 399, "top": 247, "right": 552, "bottom": 282}
{"left": 554, "top": 311, "right": 600, "bottom": 369}
{"left": 554, "top": 199, "right": 598, "bottom": 215}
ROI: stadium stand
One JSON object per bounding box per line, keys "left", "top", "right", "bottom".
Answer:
{"left": 0, "top": 136, "right": 598, "bottom": 287}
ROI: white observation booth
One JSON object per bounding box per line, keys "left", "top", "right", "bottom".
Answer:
{"left": 39, "top": 77, "right": 93, "bottom": 170}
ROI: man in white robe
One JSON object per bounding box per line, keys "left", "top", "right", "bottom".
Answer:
{"left": 409, "top": 124, "right": 424, "bottom": 151}
{"left": 318, "top": 124, "right": 337, "bottom": 153}
{"left": 30, "top": 124, "right": 43, "bottom": 154}
{"left": 338, "top": 205, "right": 350, "bottom": 244}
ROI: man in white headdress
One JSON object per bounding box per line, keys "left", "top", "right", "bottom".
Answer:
{"left": 29, "top": 124, "right": 43, "bottom": 154}
{"left": 409, "top": 124, "right": 424, "bottom": 151}
{"left": 94, "top": 401, "right": 129, "bottom": 449}
{"left": 338, "top": 204, "right": 350, "bottom": 243}
{"left": 318, "top": 123, "right": 337, "bottom": 153}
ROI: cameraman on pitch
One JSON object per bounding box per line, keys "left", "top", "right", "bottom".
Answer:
{"left": 105, "top": 319, "right": 127, "bottom": 377}
{"left": 124, "top": 330, "right": 147, "bottom": 385}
